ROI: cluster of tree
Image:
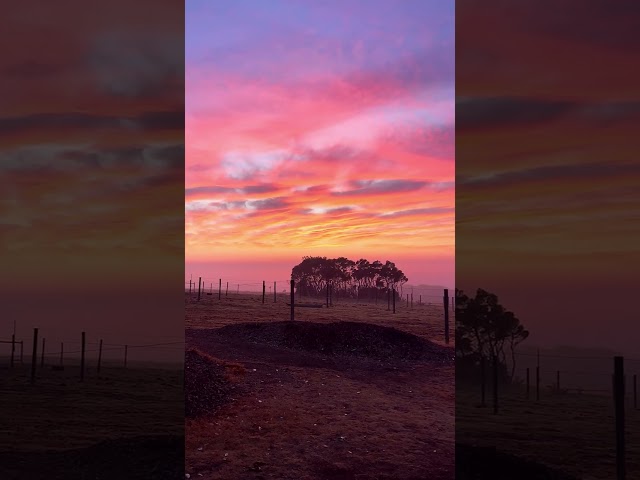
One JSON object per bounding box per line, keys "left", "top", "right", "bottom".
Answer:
{"left": 291, "top": 256, "right": 408, "bottom": 299}
{"left": 456, "top": 288, "right": 529, "bottom": 382}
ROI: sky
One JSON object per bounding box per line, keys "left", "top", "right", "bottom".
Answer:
{"left": 185, "top": 0, "right": 455, "bottom": 288}
{"left": 456, "top": 0, "right": 640, "bottom": 355}
{"left": 0, "top": 0, "right": 184, "bottom": 363}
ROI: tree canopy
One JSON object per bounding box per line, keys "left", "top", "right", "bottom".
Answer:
{"left": 456, "top": 288, "right": 529, "bottom": 381}
{"left": 291, "top": 256, "right": 408, "bottom": 299}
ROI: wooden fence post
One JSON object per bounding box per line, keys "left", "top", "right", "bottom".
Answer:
{"left": 31, "top": 328, "right": 38, "bottom": 383}
{"left": 219, "top": 279, "right": 222, "bottom": 300}
{"left": 80, "top": 331, "right": 86, "bottom": 382}
{"left": 392, "top": 287, "right": 396, "bottom": 314}
{"left": 493, "top": 354, "right": 499, "bottom": 414}
{"left": 419, "top": 294, "right": 422, "bottom": 305}
{"left": 290, "top": 279, "right": 295, "bottom": 321}
{"left": 263, "top": 281, "right": 266, "bottom": 304}
{"left": 406, "top": 293, "right": 409, "bottom": 308}
{"left": 326, "top": 283, "right": 329, "bottom": 307}
{"left": 10, "top": 334, "right": 15, "bottom": 368}
{"left": 41, "top": 337, "right": 45, "bottom": 368}
{"left": 480, "top": 355, "right": 486, "bottom": 407}
{"left": 197, "top": 277, "right": 201, "bottom": 302}
{"left": 226, "top": 282, "right": 229, "bottom": 297}
{"left": 536, "top": 349, "right": 540, "bottom": 401}
{"left": 97, "top": 339, "right": 103, "bottom": 374}
{"left": 274, "top": 281, "right": 277, "bottom": 303}
{"left": 443, "top": 288, "right": 450, "bottom": 344}
{"left": 189, "top": 280, "right": 192, "bottom": 296}
{"left": 614, "top": 356, "right": 625, "bottom": 480}
{"left": 124, "top": 345, "right": 128, "bottom": 368}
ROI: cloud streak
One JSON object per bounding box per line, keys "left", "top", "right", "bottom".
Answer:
{"left": 186, "top": 1, "right": 454, "bottom": 272}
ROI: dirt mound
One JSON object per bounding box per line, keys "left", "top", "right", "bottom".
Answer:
{"left": 215, "top": 321, "right": 452, "bottom": 363}
{"left": 456, "top": 444, "right": 579, "bottom": 480}
{"left": 185, "top": 349, "right": 238, "bottom": 418}
{"left": 0, "top": 435, "right": 184, "bottom": 480}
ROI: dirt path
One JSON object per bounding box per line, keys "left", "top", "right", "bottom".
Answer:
{"left": 186, "top": 327, "right": 454, "bottom": 480}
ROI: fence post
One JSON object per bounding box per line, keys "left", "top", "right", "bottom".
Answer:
{"left": 97, "top": 339, "right": 103, "bottom": 374}
{"left": 189, "top": 280, "right": 192, "bottom": 296}
{"left": 480, "top": 355, "right": 486, "bottom": 406}
{"left": 263, "top": 281, "right": 266, "bottom": 304}
{"left": 31, "top": 327, "right": 38, "bottom": 383}
{"left": 443, "top": 288, "right": 450, "bottom": 344}
{"left": 290, "top": 279, "right": 295, "bottom": 321}
{"left": 219, "top": 279, "right": 222, "bottom": 300}
{"left": 493, "top": 354, "right": 499, "bottom": 414}
{"left": 226, "top": 282, "right": 229, "bottom": 297}
{"left": 41, "top": 337, "right": 45, "bottom": 368}
{"left": 124, "top": 345, "right": 128, "bottom": 368}
{"left": 60, "top": 342, "right": 64, "bottom": 367}
{"left": 536, "top": 349, "right": 540, "bottom": 401}
{"left": 10, "top": 334, "right": 15, "bottom": 368}
{"left": 406, "top": 293, "right": 409, "bottom": 308}
{"left": 419, "top": 294, "right": 422, "bottom": 305}
{"left": 326, "top": 283, "right": 329, "bottom": 307}
{"left": 197, "top": 277, "right": 201, "bottom": 302}
{"left": 614, "top": 356, "right": 625, "bottom": 480}
{"left": 80, "top": 331, "right": 86, "bottom": 382}
{"left": 274, "top": 281, "right": 277, "bottom": 303}
{"left": 392, "top": 287, "right": 396, "bottom": 313}
{"left": 526, "top": 367, "right": 530, "bottom": 399}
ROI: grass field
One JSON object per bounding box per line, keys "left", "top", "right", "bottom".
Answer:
{"left": 456, "top": 381, "right": 640, "bottom": 479}
{"left": 0, "top": 362, "right": 184, "bottom": 479}
{"left": 185, "top": 292, "right": 455, "bottom": 480}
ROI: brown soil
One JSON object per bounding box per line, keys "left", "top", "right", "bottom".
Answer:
{"left": 186, "top": 296, "right": 454, "bottom": 480}
{"left": 185, "top": 349, "right": 245, "bottom": 418}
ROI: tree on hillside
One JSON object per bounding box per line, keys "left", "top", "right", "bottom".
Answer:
{"left": 290, "top": 256, "right": 407, "bottom": 300}
{"left": 456, "top": 288, "right": 529, "bottom": 381}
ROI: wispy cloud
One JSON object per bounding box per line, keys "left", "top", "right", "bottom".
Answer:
{"left": 186, "top": 0, "right": 454, "bottom": 263}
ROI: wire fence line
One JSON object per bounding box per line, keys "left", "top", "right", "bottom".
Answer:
{"left": 1, "top": 326, "right": 184, "bottom": 384}
{"left": 184, "top": 275, "right": 454, "bottom": 307}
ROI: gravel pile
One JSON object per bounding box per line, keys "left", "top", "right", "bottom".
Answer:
{"left": 185, "top": 349, "right": 235, "bottom": 418}
{"left": 215, "top": 321, "right": 452, "bottom": 363}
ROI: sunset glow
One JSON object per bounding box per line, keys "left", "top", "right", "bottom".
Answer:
{"left": 186, "top": 1, "right": 454, "bottom": 285}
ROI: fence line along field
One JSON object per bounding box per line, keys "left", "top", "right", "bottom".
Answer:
{"left": 185, "top": 276, "right": 455, "bottom": 480}
{"left": 0, "top": 327, "right": 184, "bottom": 479}
{"left": 456, "top": 350, "right": 640, "bottom": 480}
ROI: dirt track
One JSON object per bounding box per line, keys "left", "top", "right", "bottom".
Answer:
{"left": 185, "top": 296, "right": 454, "bottom": 480}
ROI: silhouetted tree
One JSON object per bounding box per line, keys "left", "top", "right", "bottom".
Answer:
{"left": 291, "top": 256, "right": 407, "bottom": 300}
{"left": 456, "top": 288, "right": 529, "bottom": 381}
